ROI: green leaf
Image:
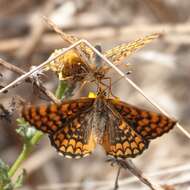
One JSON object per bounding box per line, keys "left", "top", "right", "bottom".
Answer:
{"left": 16, "top": 118, "right": 37, "bottom": 141}
{"left": 0, "top": 160, "right": 13, "bottom": 190}
{"left": 13, "top": 169, "right": 26, "bottom": 188}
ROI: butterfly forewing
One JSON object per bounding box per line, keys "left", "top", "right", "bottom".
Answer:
{"left": 22, "top": 104, "right": 61, "bottom": 134}
{"left": 104, "top": 33, "right": 161, "bottom": 64}
{"left": 22, "top": 98, "right": 94, "bottom": 134}
{"left": 110, "top": 99, "right": 177, "bottom": 140}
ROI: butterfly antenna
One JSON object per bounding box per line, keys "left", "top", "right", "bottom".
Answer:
{"left": 94, "top": 45, "right": 102, "bottom": 67}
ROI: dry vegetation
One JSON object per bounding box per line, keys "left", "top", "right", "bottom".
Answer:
{"left": 0, "top": 0, "right": 190, "bottom": 190}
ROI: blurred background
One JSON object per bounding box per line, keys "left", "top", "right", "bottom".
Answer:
{"left": 0, "top": 0, "right": 190, "bottom": 189}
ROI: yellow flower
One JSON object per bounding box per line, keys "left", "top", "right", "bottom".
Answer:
{"left": 46, "top": 49, "right": 84, "bottom": 80}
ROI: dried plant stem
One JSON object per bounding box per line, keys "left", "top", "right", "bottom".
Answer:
{"left": 8, "top": 131, "right": 43, "bottom": 177}
{"left": 0, "top": 58, "right": 25, "bottom": 75}
{"left": 113, "top": 166, "right": 121, "bottom": 190}
{"left": 106, "top": 158, "right": 163, "bottom": 190}
{"left": 114, "top": 159, "right": 163, "bottom": 190}
{"left": 0, "top": 58, "right": 60, "bottom": 104}
{"left": 142, "top": 0, "right": 178, "bottom": 23}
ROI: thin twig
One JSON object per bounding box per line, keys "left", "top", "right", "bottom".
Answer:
{"left": 0, "top": 58, "right": 60, "bottom": 104}
{"left": 0, "top": 59, "right": 25, "bottom": 75}
{"left": 107, "top": 158, "right": 163, "bottom": 190}
{"left": 43, "top": 17, "right": 92, "bottom": 72}
{"left": 107, "top": 162, "right": 190, "bottom": 189}
{"left": 123, "top": 159, "right": 163, "bottom": 190}
{"left": 113, "top": 166, "right": 121, "bottom": 190}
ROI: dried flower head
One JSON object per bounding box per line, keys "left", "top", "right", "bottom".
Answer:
{"left": 46, "top": 49, "right": 85, "bottom": 81}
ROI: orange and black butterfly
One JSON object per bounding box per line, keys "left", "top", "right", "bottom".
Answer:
{"left": 22, "top": 90, "right": 176, "bottom": 159}
{"left": 46, "top": 19, "right": 162, "bottom": 83}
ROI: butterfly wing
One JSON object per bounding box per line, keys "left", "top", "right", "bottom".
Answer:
{"left": 104, "top": 33, "right": 161, "bottom": 64}
{"left": 101, "top": 106, "right": 149, "bottom": 159}
{"left": 22, "top": 98, "right": 97, "bottom": 158}
{"left": 110, "top": 100, "right": 177, "bottom": 140}
{"left": 49, "top": 111, "right": 96, "bottom": 158}
{"left": 22, "top": 98, "right": 94, "bottom": 134}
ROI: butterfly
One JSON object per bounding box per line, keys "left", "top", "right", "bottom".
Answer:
{"left": 46, "top": 19, "right": 162, "bottom": 84}
{"left": 22, "top": 91, "right": 176, "bottom": 159}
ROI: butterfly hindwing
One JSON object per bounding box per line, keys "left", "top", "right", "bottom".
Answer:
{"left": 49, "top": 110, "right": 96, "bottom": 158}
{"left": 101, "top": 108, "right": 149, "bottom": 159}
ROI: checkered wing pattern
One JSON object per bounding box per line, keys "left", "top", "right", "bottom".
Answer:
{"left": 101, "top": 99, "right": 176, "bottom": 159}
{"left": 110, "top": 100, "right": 177, "bottom": 140}
{"left": 22, "top": 98, "right": 96, "bottom": 158}
{"left": 102, "top": 118, "right": 149, "bottom": 159}
{"left": 104, "top": 33, "right": 162, "bottom": 64}
{"left": 50, "top": 113, "right": 96, "bottom": 158}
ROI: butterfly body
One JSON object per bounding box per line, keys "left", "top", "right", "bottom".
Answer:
{"left": 88, "top": 95, "right": 119, "bottom": 144}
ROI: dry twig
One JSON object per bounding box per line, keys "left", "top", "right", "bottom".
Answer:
{"left": 107, "top": 158, "right": 163, "bottom": 190}
{"left": 0, "top": 40, "right": 84, "bottom": 95}
{"left": 0, "top": 58, "right": 60, "bottom": 104}
{"left": 43, "top": 17, "right": 92, "bottom": 70}
{"left": 113, "top": 166, "right": 121, "bottom": 190}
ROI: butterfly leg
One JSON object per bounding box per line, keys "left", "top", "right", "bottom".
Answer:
{"left": 100, "top": 77, "right": 118, "bottom": 99}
